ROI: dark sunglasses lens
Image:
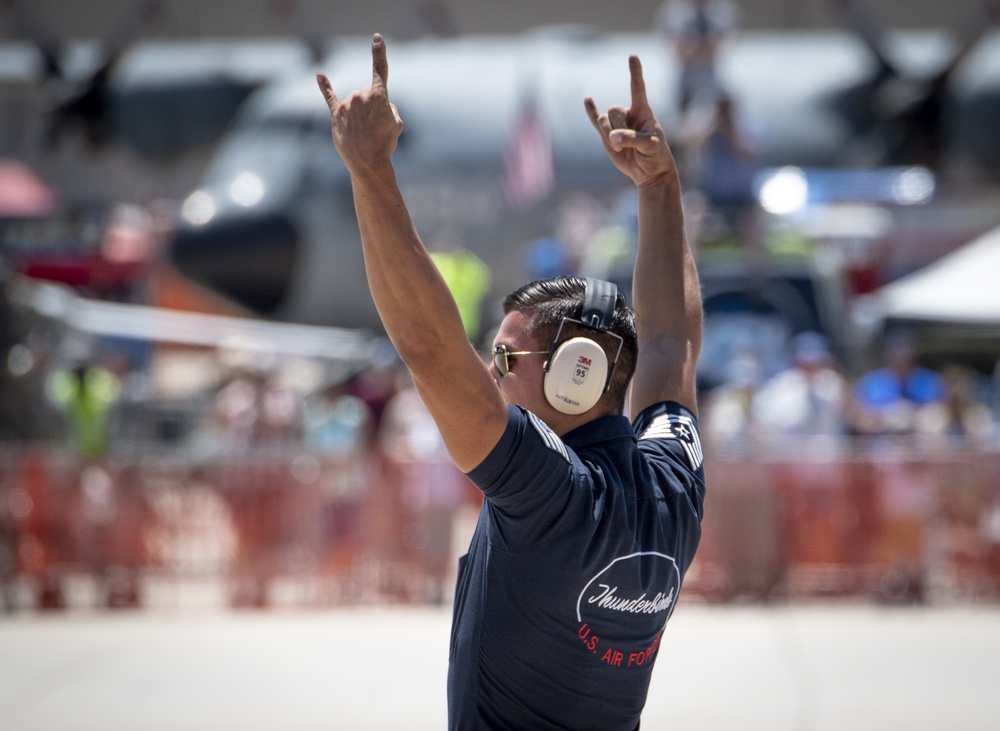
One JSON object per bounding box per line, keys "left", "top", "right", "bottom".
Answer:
{"left": 493, "top": 346, "right": 509, "bottom": 377}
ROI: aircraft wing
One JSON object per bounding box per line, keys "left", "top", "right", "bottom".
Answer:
{"left": 13, "top": 275, "right": 382, "bottom": 365}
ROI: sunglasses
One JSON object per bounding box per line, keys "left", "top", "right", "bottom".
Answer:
{"left": 492, "top": 344, "right": 549, "bottom": 378}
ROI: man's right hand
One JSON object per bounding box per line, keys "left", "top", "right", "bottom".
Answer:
{"left": 316, "top": 33, "right": 403, "bottom": 176}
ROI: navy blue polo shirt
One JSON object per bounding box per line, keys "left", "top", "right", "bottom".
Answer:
{"left": 447, "top": 401, "right": 706, "bottom": 731}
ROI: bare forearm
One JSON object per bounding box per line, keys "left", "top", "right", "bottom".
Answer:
{"left": 581, "top": 51, "right": 701, "bottom": 370}
{"left": 630, "top": 177, "right": 702, "bottom": 414}
{"left": 634, "top": 178, "right": 699, "bottom": 336}
{"left": 349, "top": 166, "right": 508, "bottom": 470}
{"left": 350, "top": 166, "right": 466, "bottom": 361}
{"left": 317, "top": 35, "right": 506, "bottom": 473}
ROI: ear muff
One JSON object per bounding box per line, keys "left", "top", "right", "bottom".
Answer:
{"left": 541, "top": 278, "right": 622, "bottom": 416}
{"left": 543, "top": 337, "right": 609, "bottom": 415}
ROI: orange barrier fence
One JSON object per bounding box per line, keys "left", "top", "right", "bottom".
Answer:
{"left": 2, "top": 441, "right": 999, "bottom": 610}
{"left": 687, "top": 440, "right": 1000, "bottom": 604}
{"left": 0, "top": 445, "right": 480, "bottom": 611}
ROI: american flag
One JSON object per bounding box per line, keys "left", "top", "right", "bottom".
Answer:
{"left": 501, "top": 96, "right": 555, "bottom": 210}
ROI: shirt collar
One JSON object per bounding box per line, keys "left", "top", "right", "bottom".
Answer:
{"left": 561, "top": 413, "right": 634, "bottom": 450}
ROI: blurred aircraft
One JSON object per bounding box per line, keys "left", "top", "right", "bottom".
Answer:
{"left": 168, "top": 5, "right": 1000, "bottom": 338}
{"left": 0, "top": 0, "right": 332, "bottom": 312}
{"left": 826, "top": 0, "right": 1000, "bottom": 172}
{"left": 0, "top": 0, "right": 318, "bottom": 203}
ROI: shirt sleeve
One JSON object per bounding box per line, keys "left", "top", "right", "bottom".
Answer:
{"left": 633, "top": 401, "right": 707, "bottom": 520}
{"left": 465, "top": 405, "right": 584, "bottom": 551}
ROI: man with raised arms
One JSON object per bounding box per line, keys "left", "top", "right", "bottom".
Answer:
{"left": 317, "top": 33, "right": 705, "bottom": 730}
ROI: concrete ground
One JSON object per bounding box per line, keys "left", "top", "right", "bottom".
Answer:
{"left": 1, "top": 603, "right": 998, "bottom": 730}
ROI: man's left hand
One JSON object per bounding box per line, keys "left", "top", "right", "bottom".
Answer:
{"left": 584, "top": 55, "right": 677, "bottom": 189}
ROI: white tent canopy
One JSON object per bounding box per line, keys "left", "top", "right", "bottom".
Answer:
{"left": 875, "top": 224, "right": 1000, "bottom": 326}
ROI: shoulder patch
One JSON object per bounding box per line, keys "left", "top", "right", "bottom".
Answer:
{"left": 527, "top": 411, "right": 570, "bottom": 462}
{"left": 639, "top": 413, "right": 703, "bottom": 470}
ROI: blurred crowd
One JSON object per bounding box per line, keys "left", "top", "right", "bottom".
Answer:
{"left": 6, "top": 316, "right": 999, "bottom": 609}
{"left": 701, "top": 328, "right": 998, "bottom": 454}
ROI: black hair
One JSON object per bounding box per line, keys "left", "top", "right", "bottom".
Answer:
{"left": 503, "top": 276, "right": 638, "bottom": 412}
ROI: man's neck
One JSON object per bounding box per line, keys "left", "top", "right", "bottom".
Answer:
{"left": 548, "top": 408, "right": 620, "bottom": 437}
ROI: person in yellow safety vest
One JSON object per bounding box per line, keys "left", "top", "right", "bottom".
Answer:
{"left": 430, "top": 248, "right": 492, "bottom": 344}
{"left": 46, "top": 361, "right": 121, "bottom": 460}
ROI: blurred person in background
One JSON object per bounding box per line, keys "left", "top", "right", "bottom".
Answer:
{"left": 344, "top": 354, "right": 400, "bottom": 447}
{"left": 200, "top": 346, "right": 304, "bottom": 452}
{"left": 851, "top": 331, "right": 944, "bottom": 603}
{"left": 656, "top": 0, "right": 740, "bottom": 115}
{"left": 681, "top": 91, "right": 763, "bottom": 253}
{"left": 522, "top": 193, "right": 608, "bottom": 284}
{"left": 752, "top": 331, "right": 850, "bottom": 441}
{"left": 45, "top": 346, "right": 121, "bottom": 462}
{"left": 914, "top": 364, "right": 994, "bottom": 443}
{"left": 749, "top": 332, "right": 852, "bottom": 601}
{"left": 430, "top": 237, "right": 492, "bottom": 346}
{"left": 255, "top": 367, "right": 305, "bottom": 445}
{"left": 304, "top": 373, "right": 374, "bottom": 455}
{"left": 701, "top": 349, "right": 763, "bottom": 451}
{"left": 317, "top": 35, "right": 704, "bottom": 731}
{"left": 852, "top": 330, "right": 944, "bottom": 436}
{"left": 303, "top": 373, "right": 376, "bottom": 578}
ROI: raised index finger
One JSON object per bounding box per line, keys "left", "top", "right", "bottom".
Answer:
{"left": 371, "top": 33, "right": 388, "bottom": 91}
{"left": 628, "top": 55, "right": 649, "bottom": 111}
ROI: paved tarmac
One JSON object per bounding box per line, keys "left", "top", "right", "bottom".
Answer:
{"left": 1, "top": 602, "right": 998, "bottom": 731}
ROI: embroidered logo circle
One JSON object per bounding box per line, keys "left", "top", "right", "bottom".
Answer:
{"left": 574, "top": 552, "right": 682, "bottom": 669}
{"left": 576, "top": 551, "right": 681, "bottom": 623}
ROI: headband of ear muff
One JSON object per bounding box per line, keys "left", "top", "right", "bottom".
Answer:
{"left": 542, "top": 278, "right": 621, "bottom": 415}
{"left": 580, "top": 277, "right": 618, "bottom": 330}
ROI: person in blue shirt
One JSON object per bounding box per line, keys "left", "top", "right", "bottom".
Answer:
{"left": 317, "top": 35, "right": 705, "bottom": 731}
{"left": 853, "top": 330, "right": 945, "bottom": 435}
